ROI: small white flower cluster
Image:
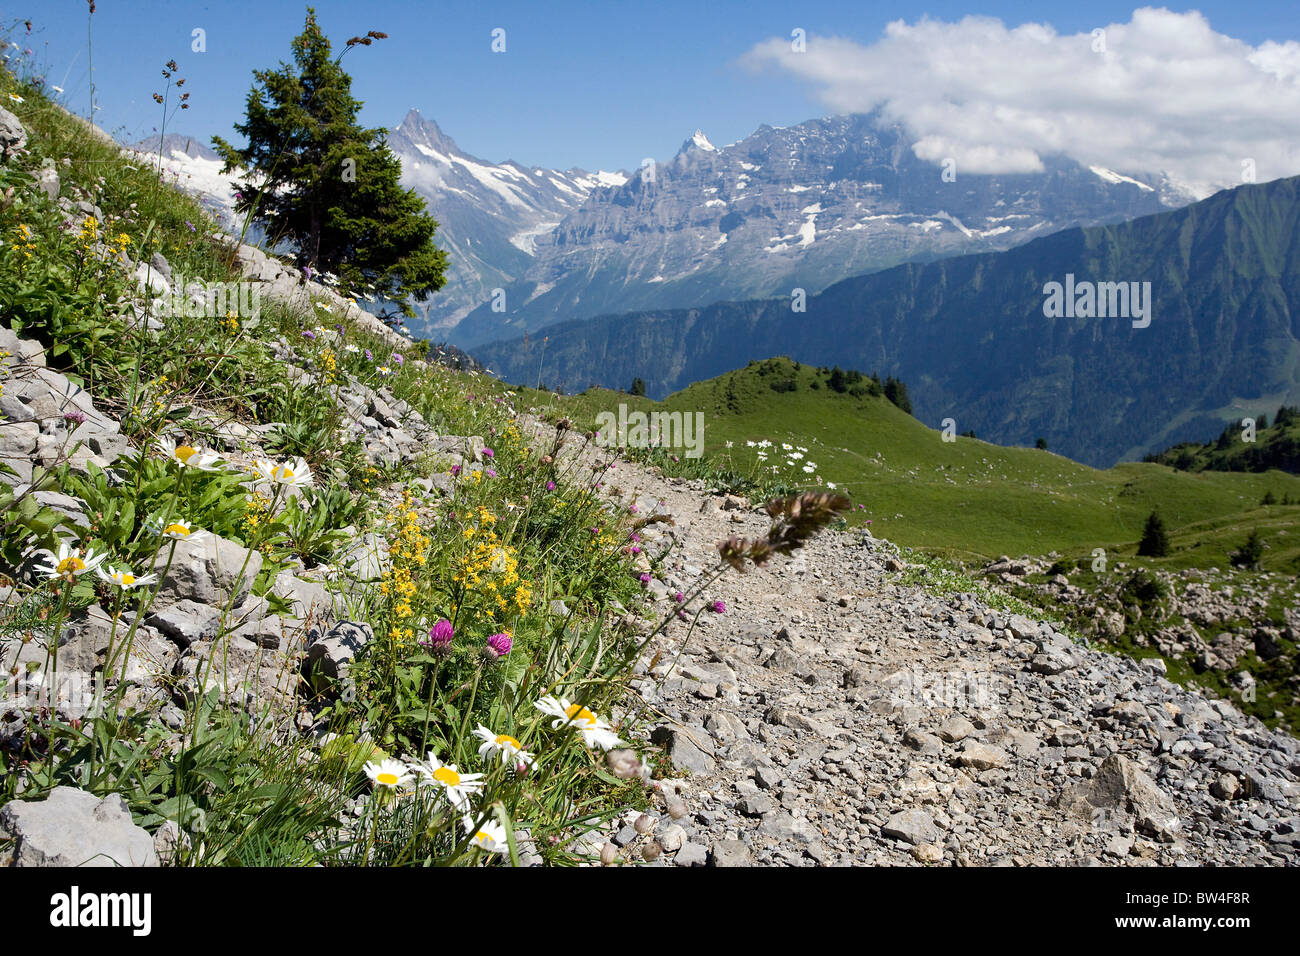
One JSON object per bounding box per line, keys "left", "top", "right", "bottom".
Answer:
{"left": 361, "top": 697, "right": 625, "bottom": 857}
{"left": 744, "top": 439, "right": 827, "bottom": 483}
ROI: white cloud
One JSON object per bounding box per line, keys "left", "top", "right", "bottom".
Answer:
{"left": 740, "top": 8, "right": 1300, "bottom": 197}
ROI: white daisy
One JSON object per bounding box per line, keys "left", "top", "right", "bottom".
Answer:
{"left": 473, "top": 725, "right": 535, "bottom": 770}
{"left": 251, "top": 456, "right": 313, "bottom": 490}
{"left": 376, "top": 365, "right": 392, "bottom": 377}
{"left": 35, "top": 541, "right": 108, "bottom": 580}
{"left": 414, "top": 751, "right": 484, "bottom": 808}
{"left": 534, "top": 695, "right": 623, "bottom": 751}
{"left": 158, "top": 437, "right": 221, "bottom": 470}
{"left": 364, "top": 757, "right": 414, "bottom": 790}
{"left": 7, "top": 93, "right": 23, "bottom": 104}
{"left": 463, "top": 815, "right": 509, "bottom": 854}
{"left": 96, "top": 565, "right": 159, "bottom": 590}
{"left": 147, "top": 517, "right": 209, "bottom": 544}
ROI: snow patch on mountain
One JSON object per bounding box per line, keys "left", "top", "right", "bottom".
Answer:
{"left": 1089, "top": 166, "right": 1156, "bottom": 192}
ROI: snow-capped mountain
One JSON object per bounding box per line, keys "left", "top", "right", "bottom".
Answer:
{"left": 129, "top": 114, "right": 1190, "bottom": 349}
{"left": 449, "top": 113, "right": 1181, "bottom": 347}
{"left": 129, "top": 133, "right": 241, "bottom": 230}
{"left": 127, "top": 117, "right": 629, "bottom": 329}
{"left": 387, "top": 110, "right": 626, "bottom": 329}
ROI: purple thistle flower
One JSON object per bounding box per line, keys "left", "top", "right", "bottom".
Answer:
{"left": 485, "top": 468, "right": 497, "bottom": 477}
{"left": 62, "top": 409, "right": 87, "bottom": 426}
{"left": 546, "top": 480, "right": 555, "bottom": 491}
{"left": 673, "top": 591, "right": 684, "bottom": 603}
{"left": 451, "top": 465, "right": 462, "bottom": 477}
{"left": 486, "top": 632, "right": 512, "bottom": 659}
{"left": 481, "top": 448, "right": 494, "bottom": 458}
{"left": 423, "top": 619, "right": 454, "bottom": 656}
{"left": 710, "top": 600, "right": 726, "bottom": 614}
{"left": 639, "top": 573, "right": 651, "bottom": 585}
{"left": 628, "top": 504, "right": 638, "bottom": 514}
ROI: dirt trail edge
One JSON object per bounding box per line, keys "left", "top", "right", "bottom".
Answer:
{"left": 546, "top": 423, "right": 1300, "bottom": 867}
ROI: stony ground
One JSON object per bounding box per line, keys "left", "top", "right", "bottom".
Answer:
{"left": 565, "top": 433, "right": 1300, "bottom": 867}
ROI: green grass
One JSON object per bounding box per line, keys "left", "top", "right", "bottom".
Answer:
{"left": 527, "top": 357, "right": 1300, "bottom": 572}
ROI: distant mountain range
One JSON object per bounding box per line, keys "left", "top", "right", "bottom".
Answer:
{"left": 447, "top": 113, "right": 1190, "bottom": 348}
{"left": 128, "top": 112, "right": 1192, "bottom": 345}
{"left": 473, "top": 175, "right": 1300, "bottom": 469}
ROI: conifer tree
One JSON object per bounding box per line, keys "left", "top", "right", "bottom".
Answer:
{"left": 213, "top": 9, "right": 447, "bottom": 314}
{"left": 1137, "top": 510, "right": 1170, "bottom": 557}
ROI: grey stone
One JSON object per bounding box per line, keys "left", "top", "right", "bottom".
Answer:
{"left": 674, "top": 842, "right": 708, "bottom": 866}
{"left": 0, "top": 787, "right": 157, "bottom": 867}
{"left": 0, "top": 105, "right": 26, "bottom": 159}
{"left": 32, "top": 160, "right": 59, "bottom": 199}
{"left": 657, "top": 823, "right": 686, "bottom": 853}
{"left": 882, "top": 808, "right": 940, "bottom": 845}
{"left": 956, "top": 741, "right": 1009, "bottom": 771}
{"left": 759, "top": 812, "right": 819, "bottom": 843}
{"left": 737, "top": 793, "right": 776, "bottom": 817}
{"left": 650, "top": 724, "right": 716, "bottom": 774}
{"left": 271, "top": 570, "right": 335, "bottom": 622}
{"left": 147, "top": 599, "right": 221, "bottom": 648}
{"left": 937, "top": 716, "right": 975, "bottom": 742}
{"left": 303, "top": 620, "right": 372, "bottom": 683}
{"left": 152, "top": 532, "right": 262, "bottom": 608}
{"left": 1069, "top": 754, "right": 1181, "bottom": 843}
{"left": 710, "top": 838, "right": 752, "bottom": 867}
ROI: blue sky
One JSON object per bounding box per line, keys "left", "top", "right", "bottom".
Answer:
{"left": 10, "top": 1, "right": 1300, "bottom": 174}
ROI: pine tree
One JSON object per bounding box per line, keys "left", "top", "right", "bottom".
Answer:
{"left": 1137, "top": 510, "right": 1170, "bottom": 557}
{"left": 1230, "top": 530, "right": 1264, "bottom": 569}
{"left": 629, "top": 377, "right": 646, "bottom": 397}
{"left": 883, "top": 376, "right": 913, "bottom": 415}
{"left": 213, "top": 10, "right": 447, "bottom": 314}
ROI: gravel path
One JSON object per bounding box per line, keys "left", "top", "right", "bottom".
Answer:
{"left": 577, "top": 444, "right": 1300, "bottom": 867}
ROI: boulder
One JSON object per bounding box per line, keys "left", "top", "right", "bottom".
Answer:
{"left": 0, "top": 105, "right": 26, "bottom": 160}
{"left": 1060, "top": 754, "right": 1181, "bottom": 843}
{"left": 650, "top": 724, "right": 716, "bottom": 774}
{"left": 152, "top": 532, "right": 262, "bottom": 608}
{"left": 302, "top": 620, "right": 372, "bottom": 685}
{"left": 0, "top": 787, "right": 157, "bottom": 867}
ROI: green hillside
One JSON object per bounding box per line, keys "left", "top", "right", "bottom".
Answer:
{"left": 479, "top": 174, "right": 1300, "bottom": 469}
{"left": 1146, "top": 406, "right": 1300, "bottom": 475}
{"left": 531, "top": 357, "right": 1300, "bottom": 571}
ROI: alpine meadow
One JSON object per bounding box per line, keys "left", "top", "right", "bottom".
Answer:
{"left": 0, "top": 1, "right": 1298, "bottom": 909}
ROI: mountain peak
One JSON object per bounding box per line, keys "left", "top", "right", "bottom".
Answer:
{"left": 392, "top": 109, "right": 462, "bottom": 157}
{"left": 688, "top": 129, "right": 717, "bottom": 152}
